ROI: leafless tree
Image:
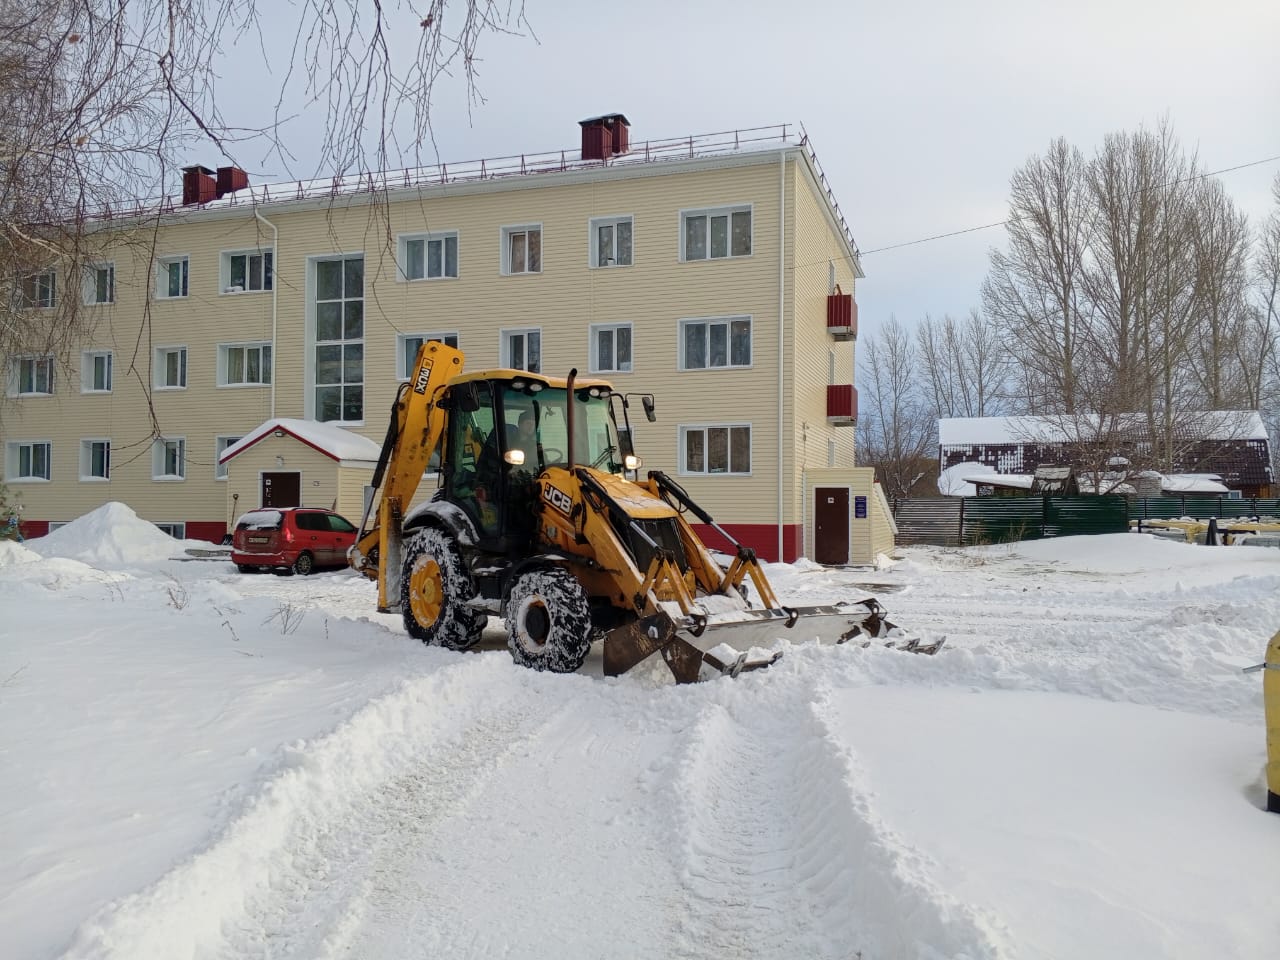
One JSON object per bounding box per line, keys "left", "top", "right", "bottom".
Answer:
{"left": 1255, "top": 174, "right": 1280, "bottom": 470}
{"left": 856, "top": 317, "right": 936, "bottom": 499}
{"left": 1186, "top": 177, "right": 1256, "bottom": 407}
{"left": 983, "top": 137, "right": 1091, "bottom": 413}
{"left": 915, "top": 309, "right": 1009, "bottom": 419}
{"left": 1, "top": 0, "right": 530, "bottom": 419}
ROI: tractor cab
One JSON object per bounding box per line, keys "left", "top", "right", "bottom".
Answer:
{"left": 442, "top": 370, "right": 639, "bottom": 549}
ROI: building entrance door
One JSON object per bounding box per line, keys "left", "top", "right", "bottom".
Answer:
{"left": 814, "top": 487, "right": 850, "bottom": 565}
{"left": 261, "top": 472, "right": 301, "bottom": 508}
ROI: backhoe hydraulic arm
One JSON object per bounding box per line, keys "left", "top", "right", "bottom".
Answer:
{"left": 350, "top": 340, "right": 465, "bottom": 611}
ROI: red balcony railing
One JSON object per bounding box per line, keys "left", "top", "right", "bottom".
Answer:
{"left": 827, "top": 384, "right": 857, "bottom": 425}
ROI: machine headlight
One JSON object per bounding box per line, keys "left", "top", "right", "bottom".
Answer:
{"left": 504, "top": 449, "right": 526, "bottom": 466}
{"left": 624, "top": 454, "right": 642, "bottom": 471}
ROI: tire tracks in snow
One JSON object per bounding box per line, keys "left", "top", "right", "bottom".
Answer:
{"left": 60, "top": 656, "right": 568, "bottom": 960}
{"left": 661, "top": 667, "right": 1009, "bottom": 960}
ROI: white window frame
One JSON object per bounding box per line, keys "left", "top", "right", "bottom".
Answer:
{"left": 5, "top": 440, "right": 52, "bottom": 482}
{"left": 220, "top": 248, "right": 274, "bottom": 294}
{"left": 588, "top": 215, "right": 633, "bottom": 268}
{"left": 396, "top": 332, "right": 460, "bottom": 380}
{"left": 217, "top": 341, "right": 272, "bottom": 387}
{"left": 83, "top": 262, "right": 115, "bottom": 305}
{"left": 500, "top": 327, "right": 541, "bottom": 373}
{"left": 81, "top": 350, "right": 113, "bottom": 393}
{"left": 17, "top": 269, "right": 56, "bottom": 309}
{"left": 80, "top": 438, "right": 111, "bottom": 481}
{"left": 214, "top": 435, "right": 241, "bottom": 480}
{"left": 152, "top": 437, "right": 186, "bottom": 481}
{"left": 589, "top": 322, "right": 633, "bottom": 374}
{"left": 156, "top": 255, "right": 190, "bottom": 299}
{"left": 500, "top": 224, "right": 543, "bottom": 275}
{"left": 154, "top": 346, "right": 188, "bottom": 390}
{"left": 9, "top": 355, "right": 55, "bottom": 397}
{"left": 679, "top": 204, "right": 753, "bottom": 262}
{"left": 398, "top": 231, "right": 460, "bottom": 281}
{"left": 678, "top": 424, "right": 752, "bottom": 477}
{"left": 154, "top": 521, "right": 186, "bottom": 539}
{"left": 310, "top": 254, "right": 365, "bottom": 424}
{"left": 678, "top": 316, "right": 753, "bottom": 371}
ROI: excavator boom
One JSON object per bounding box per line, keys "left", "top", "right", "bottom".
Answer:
{"left": 350, "top": 340, "right": 463, "bottom": 611}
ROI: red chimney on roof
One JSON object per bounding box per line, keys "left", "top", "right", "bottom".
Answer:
{"left": 215, "top": 165, "right": 249, "bottom": 199}
{"left": 579, "top": 114, "right": 631, "bottom": 162}
{"left": 181, "top": 165, "right": 216, "bottom": 206}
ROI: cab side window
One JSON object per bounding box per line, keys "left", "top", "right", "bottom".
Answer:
{"left": 448, "top": 380, "right": 499, "bottom": 535}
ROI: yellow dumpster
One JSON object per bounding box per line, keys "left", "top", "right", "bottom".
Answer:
{"left": 1262, "top": 630, "right": 1280, "bottom": 813}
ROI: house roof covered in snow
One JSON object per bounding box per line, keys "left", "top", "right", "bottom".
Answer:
{"left": 938, "top": 411, "right": 1268, "bottom": 447}
{"left": 219, "top": 418, "right": 381, "bottom": 465}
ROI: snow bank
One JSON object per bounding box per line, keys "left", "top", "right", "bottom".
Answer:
{"left": 0, "top": 538, "right": 41, "bottom": 566}
{"left": 25, "top": 502, "right": 194, "bottom": 567}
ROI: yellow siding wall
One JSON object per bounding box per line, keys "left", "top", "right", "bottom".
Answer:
{"left": 2, "top": 147, "right": 861, "bottom": 551}
{"left": 788, "top": 160, "right": 859, "bottom": 531}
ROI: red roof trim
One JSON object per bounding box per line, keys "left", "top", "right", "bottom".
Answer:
{"left": 220, "top": 427, "right": 340, "bottom": 464}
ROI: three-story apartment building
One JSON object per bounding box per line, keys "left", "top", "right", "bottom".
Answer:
{"left": 2, "top": 117, "right": 876, "bottom": 562}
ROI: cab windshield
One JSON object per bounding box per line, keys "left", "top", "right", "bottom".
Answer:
{"left": 500, "top": 382, "right": 623, "bottom": 473}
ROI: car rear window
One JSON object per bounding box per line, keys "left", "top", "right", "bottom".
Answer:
{"left": 236, "top": 510, "right": 283, "bottom": 531}
{"left": 294, "top": 512, "right": 326, "bottom": 531}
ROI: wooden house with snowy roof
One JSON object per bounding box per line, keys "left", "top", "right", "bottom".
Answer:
{"left": 938, "top": 412, "right": 1272, "bottom": 498}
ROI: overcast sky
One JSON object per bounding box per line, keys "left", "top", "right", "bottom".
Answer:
{"left": 228, "top": 0, "right": 1280, "bottom": 339}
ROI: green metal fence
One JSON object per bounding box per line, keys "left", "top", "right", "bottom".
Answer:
{"left": 893, "top": 496, "right": 1131, "bottom": 546}
{"left": 1128, "top": 497, "right": 1280, "bottom": 520}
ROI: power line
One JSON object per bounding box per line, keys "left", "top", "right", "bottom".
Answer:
{"left": 858, "top": 151, "right": 1280, "bottom": 258}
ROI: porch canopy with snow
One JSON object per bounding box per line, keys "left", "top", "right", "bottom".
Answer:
{"left": 218, "top": 419, "right": 381, "bottom": 529}
{"left": 937, "top": 411, "right": 1272, "bottom": 498}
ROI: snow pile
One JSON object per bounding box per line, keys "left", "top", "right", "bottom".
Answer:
{"left": 25, "top": 501, "right": 193, "bottom": 567}
{"left": 0, "top": 538, "right": 41, "bottom": 566}
{"left": 938, "top": 460, "right": 997, "bottom": 496}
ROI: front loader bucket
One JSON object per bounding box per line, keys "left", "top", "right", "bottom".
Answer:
{"left": 602, "top": 611, "right": 782, "bottom": 683}
{"left": 602, "top": 598, "right": 940, "bottom": 685}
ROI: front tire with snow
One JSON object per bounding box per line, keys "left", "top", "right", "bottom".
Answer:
{"left": 505, "top": 567, "right": 593, "bottom": 674}
{"left": 401, "top": 527, "right": 486, "bottom": 651}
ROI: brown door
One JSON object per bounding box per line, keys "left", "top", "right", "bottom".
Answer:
{"left": 261, "top": 472, "right": 301, "bottom": 508}
{"left": 814, "top": 487, "right": 850, "bottom": 565}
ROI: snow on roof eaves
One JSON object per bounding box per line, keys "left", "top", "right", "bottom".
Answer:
{"left": 963, "top": 473, "right": 1034, "bottom": 489}
{"left": 1162, "top": 475, "right": 1230, "bottom": 493}
{"left": 220, "top": 418, "right": 381, "bottom": 464}
{"left": 939, "top": 412, "right": 1269, "bottom": 446}
{"left": 86, "top": 125, "right": 863, "bottom": 271}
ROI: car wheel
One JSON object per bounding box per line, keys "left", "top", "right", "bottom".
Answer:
{"left": 235, "top": 563, "right": 255, "bottom": 574}
{"left": 292, "top": 551, "right": 315, "bottom": 576}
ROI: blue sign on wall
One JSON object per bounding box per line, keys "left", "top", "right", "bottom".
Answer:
{"left": 855, "top": 495, "right": 867, "bottom": 519}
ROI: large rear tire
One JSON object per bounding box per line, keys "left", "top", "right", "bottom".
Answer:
{"left": 505, "top": 567, "right": 593, "bottom": 674}
{"left": 401, "top": 527, "right": 486, "bottom": 651}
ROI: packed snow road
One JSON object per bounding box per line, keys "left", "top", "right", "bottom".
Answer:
{"left": 4, "top": 510, "right": 1279, "bottom": 959}
{"left": 56, "top": 656, "right": 1003, "bottom": 960}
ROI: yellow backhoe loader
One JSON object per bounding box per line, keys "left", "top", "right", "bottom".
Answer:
{"left": 349, "top": 340, "right": 935, "bottom": 683}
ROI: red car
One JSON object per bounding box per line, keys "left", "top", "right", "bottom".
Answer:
{"left": 231, "top": 507, "right": 359, "bottom": 575}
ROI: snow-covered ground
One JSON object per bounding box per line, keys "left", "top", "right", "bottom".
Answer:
{"left": 3, "top": 503, "right": 1278, "bottom": 959}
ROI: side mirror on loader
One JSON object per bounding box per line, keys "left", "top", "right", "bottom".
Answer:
{"left": 457, "top": 382, "right": 480, "bottom": 413}
{"left": 642, "top": 395, "right": 656, "bottom": 422}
